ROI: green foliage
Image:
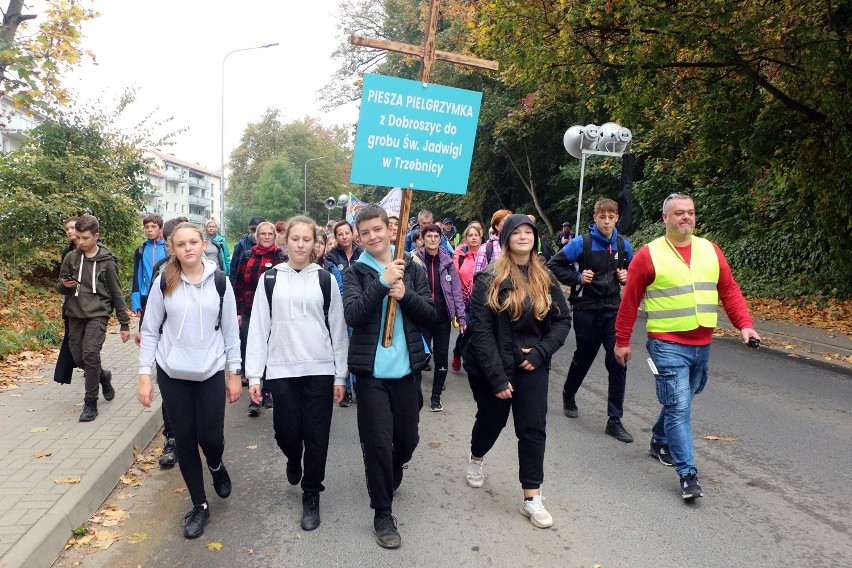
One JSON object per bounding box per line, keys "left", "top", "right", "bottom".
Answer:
{"left": 225, "top": 110, "right": 353, "bottom": 237}
{"left": 0, "top": 92, "right": 162, "bottom": 280}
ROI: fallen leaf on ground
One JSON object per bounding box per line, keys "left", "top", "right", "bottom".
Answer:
{"left": 30, "top": 426, "right": 48, "bottom": 432}
{"left": 76, "top": 535, "right": 93, "bottom": 546}
{"left": 246, "top": 445, "right": 257, "bottom": 450}
{"left": 127, "top": 532, "right": 147, "bottom": 544}
{"left": 174, "top": 487, "right": 186, "bottom": 493}
{"left": 55, "top": 477, "right": 82, "bottom": 484}
{"left": 207, "top": 542, "right": 223, "bottom": 551}
{"left": 788, "top": 353, "right": 801, "bottom": 358}
{"left": 704, "top": 435, "right": 738, "bottom": 442}
{"left": 101, "top": 520, "right": 119, "bottom": 527}
{"left": 102, "top": 509, "right": 129, "bottom": 522}
{"left": 32, "top": 450, "right": 52, "bottom": 458}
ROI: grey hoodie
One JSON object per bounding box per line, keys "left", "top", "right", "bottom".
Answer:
{"left": 138, "top": 259, "right": 241, "bottom": 381}
{"left": 245, "top": 262, "right": 349, "bottom": 386}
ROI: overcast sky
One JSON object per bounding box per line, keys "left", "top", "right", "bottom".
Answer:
{"left": 62, "top": 0, "right": 360, "bottom": 172}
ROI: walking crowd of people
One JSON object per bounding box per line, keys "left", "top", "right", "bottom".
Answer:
{"left": 56, "top": 193, "right": 761, "bottom": 547}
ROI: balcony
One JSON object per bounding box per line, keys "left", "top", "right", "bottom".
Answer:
{"left": 188, "top": 177, "right": 209, "bottom": 190}
{"left": 186, "top": 212, "right": 206, "bottom": 225}
{"left": 144, "top": 185, "right": 163, "bottom": 197}
{"left": 144, "top": 205, "right": 164, "bottom": 215}
{"left": 164, "top": 170, "right": 186, "bottom": 182}
{"left": 188, "top": 194, "right": 212, "bottom": 208}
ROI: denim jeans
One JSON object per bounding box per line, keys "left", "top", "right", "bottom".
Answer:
{"left": 647, "top": 339, "right": 711, "bottom": 478}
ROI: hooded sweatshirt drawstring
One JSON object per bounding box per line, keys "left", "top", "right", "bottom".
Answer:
{"left": 175, "top": 279, "right": 206, "bottom": 341}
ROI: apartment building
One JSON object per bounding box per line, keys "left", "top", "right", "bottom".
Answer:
{"left": 143, "top": 148, "right": 221, "bottom": 226}
{"left": 0, "top": 95, "right": 44, "bottom": 153}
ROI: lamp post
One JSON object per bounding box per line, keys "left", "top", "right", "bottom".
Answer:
{"left": 220, "top": 42, "right": 279, "bottom": 233}
{"left": 303, "top": 156, "right": 326, "bottom": 214}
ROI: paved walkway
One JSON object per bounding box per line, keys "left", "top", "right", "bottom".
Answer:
{"left": 0, "top": 329, "right": 161, "bottom": 568}
{"left": 0, "top": 314, "right": 849, "bottom": 568}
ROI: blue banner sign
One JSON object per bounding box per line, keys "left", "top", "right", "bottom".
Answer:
{"left": 350, "top": 73, "right": 482, "bottom": 195}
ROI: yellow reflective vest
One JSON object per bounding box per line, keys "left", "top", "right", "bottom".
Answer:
{"left": 644, "top": 236, "right": 719, "bottom": 332}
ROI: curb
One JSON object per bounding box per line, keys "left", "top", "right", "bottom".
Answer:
{"left": 2, "top": 398, "right": 162, "bottom": 568}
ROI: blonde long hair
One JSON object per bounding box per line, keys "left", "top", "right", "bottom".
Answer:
{"left": 486, "top": 245, "right": 553, "bottom": 322}
{"left": 163, "top": 222, "right": 204, "bottom": 297}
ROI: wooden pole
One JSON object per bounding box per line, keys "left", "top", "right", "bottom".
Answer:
{"left": 381, "top": 0, "right": 441, "bottom": 347}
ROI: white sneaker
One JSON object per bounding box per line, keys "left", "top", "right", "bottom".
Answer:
{"left": 520, "top": 494, "right": 553, "bottom": 528}
{"left": 465, "top": 457, "right": 484, "bottom": 488}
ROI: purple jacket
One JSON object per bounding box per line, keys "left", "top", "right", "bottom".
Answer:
{"left": 415, "top": 246, "right": 467, "bottom": 326}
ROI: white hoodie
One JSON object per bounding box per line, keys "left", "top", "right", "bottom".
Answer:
{"left": 138, "top": 259, "right": 241, "bottom": 381}
{"left": 245, "top": 262, "right": 349, "bottom": 386}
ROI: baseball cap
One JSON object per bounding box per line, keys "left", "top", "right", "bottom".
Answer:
{"left": 443, "top": 217, "right": 452, "bottom": 224}
{"left": 562, "top": 221, "right": 571, "bottom": 227}
{"left": 248, "top": 216, "right": 266, "bottom": 227}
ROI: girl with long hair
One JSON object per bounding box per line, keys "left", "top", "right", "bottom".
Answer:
{"left": 245, "top": 216, "right": 349, "bottom": 531}
{"left": 462, "top": 215, "right": 571, "bottom": 528}
{"left": 137, "top": 223, "right": 242, "bottom": 539}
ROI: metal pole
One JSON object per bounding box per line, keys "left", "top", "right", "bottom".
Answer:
{"left": 221, "top": 43, "right": 279, "bottom": 234}
{"left": 303, "top": 156, "right": 326, "bottom": 214}
{"left": 575, "top": 151, "right": 587, "bottom": 234}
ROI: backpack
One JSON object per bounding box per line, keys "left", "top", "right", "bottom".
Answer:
{"left": 263, "top": 268, "right": 332, "bottom": 332}
{"left": 158, "top": 269, "right": 228, "bottom": 334}
{"left": 485, "top": 239, "right": 495, "bottom": 264}
{"left": 457, "top": 245, "right": 469, "bottom": 268}
{"left": 578, "top": 233, "right": 625, "bottom": 272}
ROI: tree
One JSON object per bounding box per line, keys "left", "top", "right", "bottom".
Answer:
{"left": 0, "top": 91, "right": 166, "bottom": 277}
{"left": 227, "top": 158, "right": 302, "bottom": 232}
{"left": 225, "top": 109, "right": 353, "bottom": 234}
{"left": 1, "top": 0, "right": 97, "bottom": 109}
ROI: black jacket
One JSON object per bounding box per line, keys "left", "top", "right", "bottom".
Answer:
{"left": 463, "top": 264, "right": 572, "bottom": 394}
{"left": 326, "top": 244, "right": 363, "bottom": 273}
{"left": 343, "top": 254, "right": 436, "bottom": 375}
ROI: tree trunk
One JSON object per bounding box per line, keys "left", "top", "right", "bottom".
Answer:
{"left": 505, "top": 150, "right": 555, "bottom": 238}
{"left": 1, "top": 0, "right": 37, "bottom": 86}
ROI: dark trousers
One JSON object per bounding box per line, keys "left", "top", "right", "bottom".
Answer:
{"left": 468, "top": 366, "right": 548, "bottom": 489}
{"left": 265, "top": 376, "right": 334, "bottom": 494}
{"left": 563, "top": 309, "right": 626, "bottom": 418}
{"left": 67, "top": 316, "right": 108, "bottom": 402}
{"left": 156, "top": 366, "right": 226, "bottom": 506}
{"left": 422, "top": 314, "right": 451, "bottom": 396}
{"left": 355, "top": 374, "right": 421, "bottom": 516}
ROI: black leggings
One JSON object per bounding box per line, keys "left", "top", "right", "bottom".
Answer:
{"left": 422, "top": 314, "right": 451, "bottom": 396}
{"left": 157, "top": 366, "right": 226, "bottom": 506}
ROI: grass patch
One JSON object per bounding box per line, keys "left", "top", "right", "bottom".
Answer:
{"left": 0, "top": 275, "right": 63, "bottom": 358}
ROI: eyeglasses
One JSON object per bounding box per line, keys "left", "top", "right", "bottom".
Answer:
{"left": 662, "top": 193, "right": 691, "bottom": 212}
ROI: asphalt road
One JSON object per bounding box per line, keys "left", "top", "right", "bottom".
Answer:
{"left": 54, "top": 326, "right": 852, "bottom": 568}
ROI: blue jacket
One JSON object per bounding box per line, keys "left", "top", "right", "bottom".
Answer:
{"left": 206, "top": 234, "right": 232, "bottom": 275}
{"left": 131, "top": 238, "right": 167, "bottom": 311}
{"left": 229, "top": 233, "right": 255, "bottom": 282}
{"left": 404, "top": 225, "right": 453, "bottom": 254}
{"left": 547, "top": 224, "right": 633, "bottom": 311}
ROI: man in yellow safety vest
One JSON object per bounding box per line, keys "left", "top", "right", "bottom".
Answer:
{"left": 614, "top": 193, "right": 761, "bottom": 501}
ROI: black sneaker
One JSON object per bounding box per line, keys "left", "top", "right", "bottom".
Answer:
{"left": 286, "top": 460, "right": 302, "bottom": 486}
{"left": 605, "top": 419, "right": 634, "bottom": 443}
{"left": 100, "top": 370, "right": 115, "bottom": 401}
{"left": 373, "top": 515, "right": 401, "bottom": 549}
{"left": 159, "top": 437, "right": 177, "bottom": 468}
{"left": 339, "top": 391, "right": 352, "bottom": 408}
{"left": 247, "top": 401, "right": 261, "bottom": 417}
{"left": 301, "top": 492, "right": 320, "bottom": 531}
{"left": 429, "top": 395, "right": 443, "bottom": 412}
{"left": 649, "top": 439, "right": 675, "bottom": 466}
{"left": 680, "top": 473, "right": 703, "bottom": 500}
{"left": 181, "top": 504, "right": 210, "bottom": 539}
{"left": 79, "top": 399, "right": 98, "bottom": 422}
{"left": 209, "top": 463, "right": 231, "bottom": 498}
{"left": 562, "top": 392, "right": 578, "bottom": 418}
{"left": 261, "top": 391, "right": 274, "bottom": 409}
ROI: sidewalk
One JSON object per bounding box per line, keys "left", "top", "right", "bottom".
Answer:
{"left": 0, "top": 330, "right": 161, "bottom": 568}
{"left": 1, "top": 312, "right": 850, "bottom": 568}
{"left": 716, "top": 311, "right": 852, "bottom": 368}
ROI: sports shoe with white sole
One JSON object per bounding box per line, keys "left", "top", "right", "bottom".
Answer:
{"left": 520, "top": 494, "right": 553, "bottom": 528}
{"left": 465, "top": 456, "right": 484, "bottom": 488}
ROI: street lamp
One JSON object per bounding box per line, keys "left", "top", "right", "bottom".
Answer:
{"left": 304, "top": 156, "right": 326, "bottom": 214}
{"left": 220, "top": 42, "right": 279, "bottom": 233}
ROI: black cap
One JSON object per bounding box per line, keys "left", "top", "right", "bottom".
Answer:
{"left": 562, "top": 221, "right": 571, "bottom": 227}
{"left": 499, "top": 214, "right": 539, "bottom": 250}
{"left": 443, "top": 217, "right": 452, "bottom": 224}
{"left": 248, "top": 216, "right": 266, "bottom": 227}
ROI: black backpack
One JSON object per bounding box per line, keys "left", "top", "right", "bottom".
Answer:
{"left": 578, "top": 233, "right": 626, "bottom": 271}
{"left": 263, "top": 268, "right": 332, "bottom": 332}
{"left": 158, "top": 269, "right": 228, "bottom": 334}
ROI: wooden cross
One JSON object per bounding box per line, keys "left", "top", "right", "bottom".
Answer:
{"left": 350, "top": 0, "right": 498, "bottom": 346}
